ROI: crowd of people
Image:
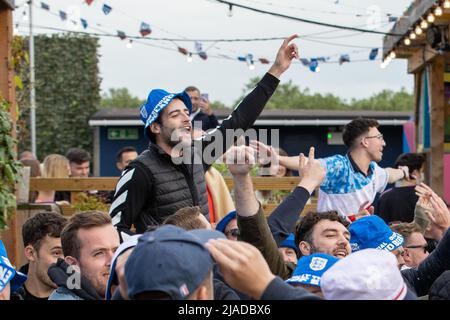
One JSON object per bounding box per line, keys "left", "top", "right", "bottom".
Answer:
{"left": 2, "top": 34, "right": 450, "bottom": 301}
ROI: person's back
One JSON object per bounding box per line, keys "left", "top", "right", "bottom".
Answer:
{"left": 377, "top": 186, "right": 417, "bottom": 223}
{"left": 376, "top": 152, "right": 426, "bottom": 223}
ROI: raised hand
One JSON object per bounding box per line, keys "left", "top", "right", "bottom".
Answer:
{"left": 298, "top": 147, "right": 325, "bottom": 194}
{"left": 426, "top": 193, "right": 450, "bottom": 231}
{"left": 268, "top": 34, "right": 299, "bottom": 78}
{"left": 224, "top": 145, "right": 256, "bottom": 176}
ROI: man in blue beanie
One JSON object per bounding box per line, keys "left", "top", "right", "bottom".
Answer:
{"left": 109, "top": 35, "right": 299, "bottom": 239}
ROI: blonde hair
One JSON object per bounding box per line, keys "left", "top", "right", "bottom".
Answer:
{"left": 42, "top": 154, "right": 70, "bottom": 178}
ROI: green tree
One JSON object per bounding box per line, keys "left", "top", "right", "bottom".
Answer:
{"left": 100, "top": 88, "right": 144, "bottom": 109}
{"left": 235, "top": 77, "right": 413, "bottom": 111}
{"left": 16, "top": 34, "right": 101, "bottom": 160}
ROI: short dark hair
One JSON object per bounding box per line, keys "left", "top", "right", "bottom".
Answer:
{"left": 184, "top": 86, "right": 200, "bottom": 93}
{"left": 65, "top": 148, "right": 91, "bottom": 164}
{"left": 163, "top": 206, "right": 207, "bottom": 230}
{"left": 116, "top": 146, "right": 137, "bottom": 162}
{"left": 22, "top": 212, "right": 67, "bottom": 251}
{"left": 295, "top": 211, "right": 350, "bottom": 254}
{"left": 61, "top": 211, "right": 112, "bottom": 259}
{"left": 394, "top": 153, "right": 426, "bottom": 173}
{"left": 342, "top": 117, "right": 379, "bottom": 148}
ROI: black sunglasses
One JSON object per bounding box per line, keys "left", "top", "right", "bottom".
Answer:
{"left": 405, "top": 243, "right": 429, "bottom": 254}
{"left": 225, "top": 228, "right": 240, "bottom": 238}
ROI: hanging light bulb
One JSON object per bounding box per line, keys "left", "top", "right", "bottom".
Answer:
{"left": 315, "top": 66, "right": 321, "bottom": 73}
{"left": 404, "top": 38, "right": 411, "bottom": 45}
{"left": 22, "top": 10, "right": 28, "bottom": 21}
{"left": 389, "top": 51, "right": 396, "bottom": 59}
{"left": 434, "top": 6, "right": 443, "bottom": 16}
{"left": 415, "top": 25, "right": 423, "bottom": 35}
{"left": 420, "top": 20, "right": 428, "bottom": 29}
{"left": 228, "top": 4, "right": 233, "bottom": 17}
{"left": 409, "top": 32, "right": 417, "bottom": 40}
{"left": 380, "top": 62, "right": 386, "bottom": 69}
{"left": 444, "top": 0, "right": 450, "bottom": 9}
{"left": 126, "top": 40, "right": 133, "bottom": 49}
{"left": 187, "top": 53, "right": 193, "bottom": 63}
{"left": 248, "top": 62, "right": 255, "bottom": 70}
{"left": 13, "top": 23, "right": 19, "bottom": 34}
{"left": 385, "top": 56, "right": 392, "bottom": 64}
{"left": 427, "top": 13, "right": 435, "bottom": 23}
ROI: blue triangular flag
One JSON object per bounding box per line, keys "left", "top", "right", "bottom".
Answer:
{"left": 140, "top": 22, "right": 151, "bottom": 36}
{"left": 59, "top": 10, "right": 67, "bottom": 21}
{"left": 80, "top": 18, "right": 88, "bottom": 29}
{"left": 117, "top": 31, "right": 126, "bottom": 40}
{"left": 388, "top": 16, "right": 398, "bottom": 23}
{"left": 300, "top": 58, "right": 310, "bottom": 66}
{"left": 41, "top": 2, "right": 50, "bottom": 10}
{"left": 102, "top": 4, "right": 112, "bottom": 15}
{"left": 237, "top": 56, "right": 246, "bottom": 62}
{"left": 339, "top": 54, "right": 350, "bottom": 65}
{"left": 369, "top": 48, "right": 379, "bottom": 60}
{"left": 309, "top": 59, "right": 319, "bottom": 72}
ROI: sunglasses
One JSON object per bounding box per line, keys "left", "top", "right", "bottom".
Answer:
{"left": 405, "top": 243, "right": 429, "bottom": 254}
{"left": 225, "top": 228, "right": 240, "bottom": 238}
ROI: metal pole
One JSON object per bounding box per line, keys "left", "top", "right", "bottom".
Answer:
{"left": 29, "top": 0, "right": 36, "bottom": 156}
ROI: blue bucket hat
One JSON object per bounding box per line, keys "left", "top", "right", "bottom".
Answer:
{"left": 0, "top": 240, "right": 27, "bottom": 294}
{"left": 125, "top": 225, "right": 225, "bottom": 300}
{"left": 349, "top": 215, "right": 404, "bottom": 253}
{"left": 286, "top": 253, "right": 338, "bottom": 287}
{"left": 140, "top": 89, "right": 192, "bottom": 138}
{"left": 215, "top": 210, "right": 237, "bottom": 234}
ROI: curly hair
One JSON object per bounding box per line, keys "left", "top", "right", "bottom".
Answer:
{"left": 342, "top": 117, "right": 379, "bottom": 148}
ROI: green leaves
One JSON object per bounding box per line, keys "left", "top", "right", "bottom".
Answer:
{"left": 16, "top": 34, "right": 101, "bottom": 159}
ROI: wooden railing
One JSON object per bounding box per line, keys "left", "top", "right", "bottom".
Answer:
{"left": 28, "top": 177, "right": 317, "bottom": 216}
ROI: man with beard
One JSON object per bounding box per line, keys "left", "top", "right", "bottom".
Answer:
{"left": 109, "top": 35, "right": 299, "bottom": 238}
{"left": 13, "top": 212, "right": 67, "bottom": 300}
{"left": 251, "top": 117, "right": 411, "bottom": 220}
{"left": 48, "top": 211, "right": 119, "bottom": 300}
{"left": 225, "top": 144, "right": 350, "bottom": 280}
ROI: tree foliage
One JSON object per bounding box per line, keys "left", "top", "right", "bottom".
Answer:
{"left": 16, "top": 34, "right": 101, "bottom": 160}
{"left": 100, "top": 87, "right": 144, "bottom": 109}
{"left": 235, "top": 77, "right": 413, "bottom": 111}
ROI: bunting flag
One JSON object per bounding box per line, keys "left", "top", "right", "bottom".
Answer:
{"left": 80, "top": 18, "right": 88, "bottom": 29}
{"left": 195, "top": 42, "right": 207, "bottom": 60}
{"left": 245, "top": 53, "right": 254, "bottom": 65}
{"left": 140, "top": 22, "right": 152, "bottom": 36}
{"left": 102, "top": 4, "right": 112, "bottom": 15}
{"left": 316, "top": 57, "right": 327, "bottom": 62}
{"left": 178, "top": 47, "right": 188, "bottom": 55}
{"left": 388, "top": 16, "right": 398, "bottom": 23}
{"left": 259, "top": 58, "right": 270, "bottom": 64}
{"left": 369, "top": 48, "right": 379, "bottom": 60}
{"left": 59, "top": 10, "right": 67, "bottom": 21}
{"left": 41, "top": 2, "right": 50, "bottom": 10}
{"left": 85, "top": 0, "right": 94, "bottom": 5}
{"left": 300, "top": 58, "right": 310, "bottom": 66}
{"left": 339, "top": 54, "right": 350, "bottom": 65}
{"left": 117, "top": 31, "right": 126, "bottom": 40}
{"left": 237, "top": 56, "right": 246, "bottom": 62}
{"left": 309, "top": 59, "right": 319, "bottom": 72}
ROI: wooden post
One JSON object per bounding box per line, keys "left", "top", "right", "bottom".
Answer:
{"left": 0, "top": 1, "right": 19, "bottom": 266}
{"left": 428, "top": 56, "right": 445, "bottom": 196}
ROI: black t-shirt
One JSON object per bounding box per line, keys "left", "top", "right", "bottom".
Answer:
{"left": 376, "top": 186, "right": 418, "bottom": 223}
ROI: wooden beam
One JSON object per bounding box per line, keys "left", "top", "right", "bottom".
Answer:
{"left": 30, "top": 176, "right": 303, "bottom": 191}
{"left": 428, "top": 55, "right": 445, "bottom": 196}
{"left": 407, "top": 44, "right": 438, "bottom": 74}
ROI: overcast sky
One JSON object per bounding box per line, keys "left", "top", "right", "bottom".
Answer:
{"left": 15, "top": 0, "right": 414, "bottom": 107}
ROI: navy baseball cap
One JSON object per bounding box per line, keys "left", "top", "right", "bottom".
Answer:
{"left": 349, "top": 215, "right": 404, "bottom": 252}
{"left": 0, "top": 240, "right": 27, "bottom": 294}
{"left": 215, "top": 210, "right": 236, "bottom": 234}
{"left": 125, "top": 225, "right": 225, "bottom": 300}
{"left": 140, "top": 89, "right": 192, "bottom": 138}
{"left": 286, "top": 253, "right": 338, "bottom": 287}
{"left": 279, "top": 233, "right": 298, "bottom": 252}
